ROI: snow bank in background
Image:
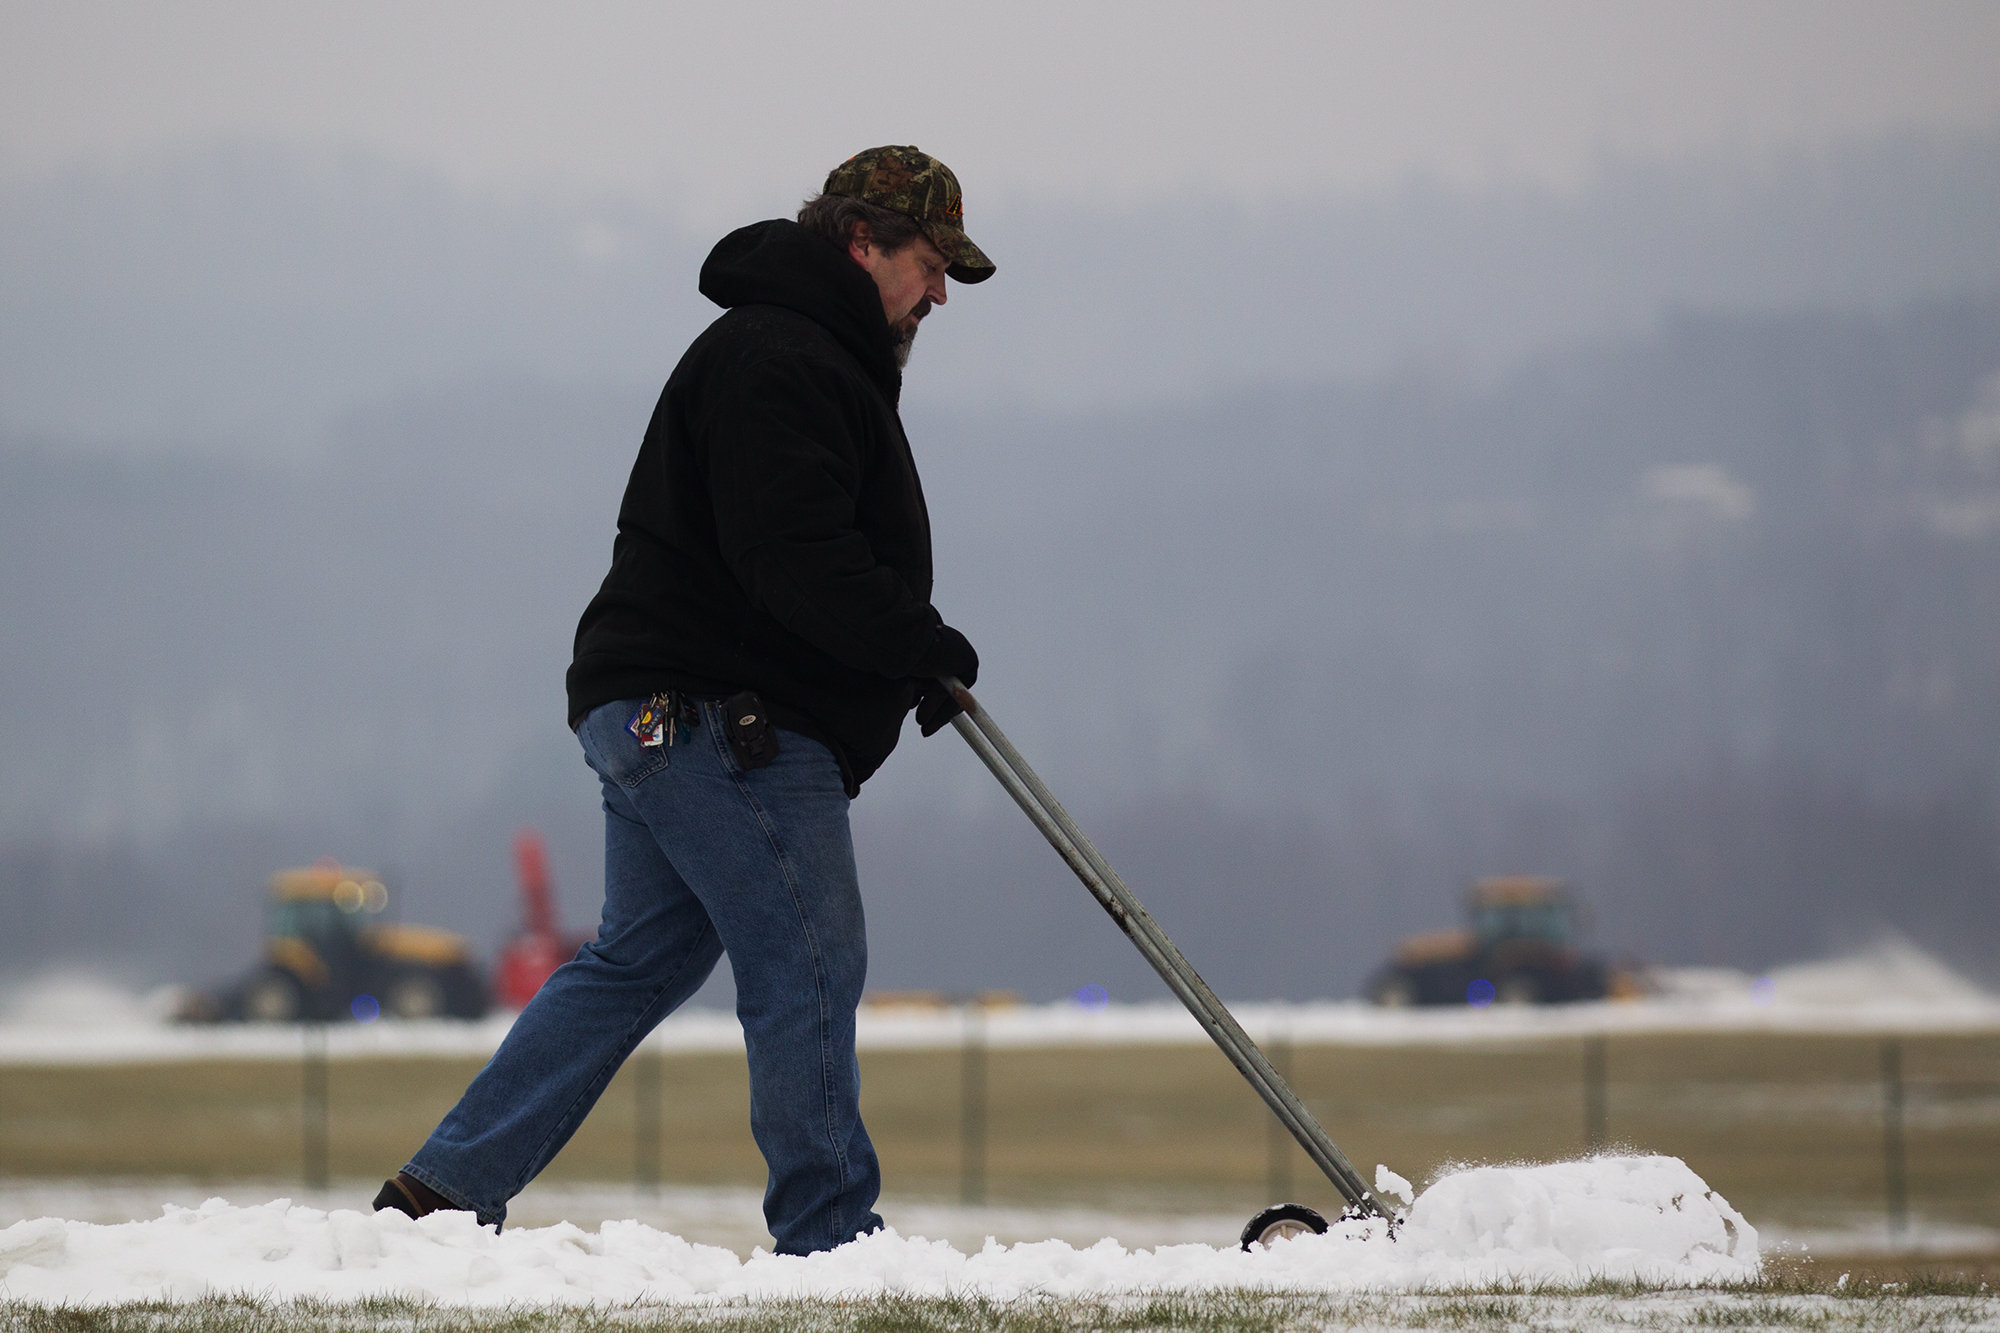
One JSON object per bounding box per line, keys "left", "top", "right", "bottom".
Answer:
{"left": 1764, "top": 937, "right": 1993, "bottom": 1006}
{"left": 0, "top": 1155, "right": 1757, "bottom": 1307}
{"left": 0, "top": 939, "right": 1990, "bottom": 1067}
{"left": 0, "top": 972, "right": 172, "bottom": 1027}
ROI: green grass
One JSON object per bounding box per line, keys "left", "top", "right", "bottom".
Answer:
{"left": 0, "top": 1277, "right": 1995, "bottom": 1333}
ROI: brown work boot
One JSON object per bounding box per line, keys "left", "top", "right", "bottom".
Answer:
{"left": 372, "top": 1171, "right": 461, "bottom": 1219}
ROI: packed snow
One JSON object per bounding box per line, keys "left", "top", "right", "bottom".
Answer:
{"left": 0, "top": 1154, "right": 1756, "bottom": 1307}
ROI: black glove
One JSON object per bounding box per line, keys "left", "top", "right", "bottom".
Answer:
{"left": 915, "top": 623, "right": 978, "bottom": 688}
{"left": 915, "top": 680, "right": 964, "bottom": 737}
{"left": 912, "top": 623, "right": 978, "bottom": 737}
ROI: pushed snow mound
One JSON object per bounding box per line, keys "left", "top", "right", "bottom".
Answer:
{"left": 1402, "top": 1155, "right": 1755, "bottom": 1285}
{"left": 0, "top": 1154, "right": 1757, "bottom": 1306}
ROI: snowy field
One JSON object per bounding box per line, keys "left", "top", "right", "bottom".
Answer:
{"left": 0, "top": 941, "right": 1992, "bottom": 1317}
{"left": 0, "top": 1155, "right": 1756, "bottom": 1306}
{"left": 1, "top": 1166, "right": 1992, "bottom": 1330}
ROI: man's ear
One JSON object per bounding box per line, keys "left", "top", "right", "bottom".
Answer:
{"left": 846, "top": 221, "right": 874, "bottom": 264}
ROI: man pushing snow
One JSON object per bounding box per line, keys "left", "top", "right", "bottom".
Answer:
{"left": 373, "top": 146, "right": 993, "bottom": 1256}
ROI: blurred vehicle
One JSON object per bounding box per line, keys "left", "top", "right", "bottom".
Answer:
{"left": 492, "top": 829, "right": 594, "bottom": 1009}
{"left": 1365, "top": 876, "right": 1637, "bottom": 1006}
{"left": 175, "top": 860, "right": 488, "bottom": 1022}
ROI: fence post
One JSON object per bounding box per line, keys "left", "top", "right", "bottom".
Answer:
{"left": 635, "top": 1039, "right": 662, "bottom": 1197}
{"left": 1881, "top": 1036, "right": 1907, "bottom": 1243}
{"left": 1266, "top": 1026, "right": 1294, "bottom": 1200}
{"left": 960, "top": 999, "right": 987, "bottom": 1205}
{"left": 1583, "top": 1034, "right": 1608, "bottom": 1151}
{"left": 302, "top": 1021, "right": 329, "bottom": 1192}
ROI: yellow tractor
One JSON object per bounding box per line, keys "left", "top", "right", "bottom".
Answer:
{"left": 1365, "top": 876, "right": 1630, "bottom": 1007}
{"left": 180, "top": 861, "right": 488, "bottom": 1022}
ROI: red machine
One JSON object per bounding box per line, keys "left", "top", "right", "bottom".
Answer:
{"left": 492, "top": 830, "right": 594, "bottom": 1009}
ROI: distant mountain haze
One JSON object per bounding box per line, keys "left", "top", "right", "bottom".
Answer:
{"left": 4, "top": 134, "right": 1999, "bottom": 446}
{"left": 3, "top": 295, "right": 1996, "bottom": 999}
{"left": 1, "top": 135, "right": 1996, "bottom": 1000}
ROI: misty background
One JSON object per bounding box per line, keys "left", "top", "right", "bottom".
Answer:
{"left": 4, "top": 6, "right": 1999, "bottom": 1006}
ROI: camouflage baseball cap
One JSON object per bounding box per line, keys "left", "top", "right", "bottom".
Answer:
{"left": 822, "top": 145, "right": 995, "bottom": 284}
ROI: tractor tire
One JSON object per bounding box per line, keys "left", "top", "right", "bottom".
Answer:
{"left": 1239, "top": 1202, "right": 1330, "bottom": 1250}
{"left": 241, "top": 968, "right": 306, "bottom": 1023}
{"left": 1367, "top": 971, "right": 1418, "bottom": 1008}
{"left": 383, "top": 969, "right": 448, "bottom": 1020}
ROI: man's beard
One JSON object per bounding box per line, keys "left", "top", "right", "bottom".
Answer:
{"left": 892, "top": 299, "right": 931, "bottom": 370}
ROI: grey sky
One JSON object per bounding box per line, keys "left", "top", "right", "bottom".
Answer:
{"left": 5, "top": 1, "right": 2000, "bottom": 997}
{"left": 6, "top": 1, "right": 2000, "bottom": 222}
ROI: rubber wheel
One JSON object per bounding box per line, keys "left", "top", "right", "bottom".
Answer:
{"left": 1368, "top": 973, "right": 1417, "bottom": 1008}
{"left": 241, "top": 968, "right": 305, "bottom": 1023}
{"left": 1239, "top": 1202, "right": 1329, "bottom": 1250}
{"left": 384, "top": 970, "right": 448, "bottom": 1020}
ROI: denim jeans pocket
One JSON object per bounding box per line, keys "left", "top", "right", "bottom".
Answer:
{"left": 580, "top": 699, "right": 672, "bottom": 788}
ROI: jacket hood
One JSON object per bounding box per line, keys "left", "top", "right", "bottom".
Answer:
{"left": 699, "top": 220, "right": 902, "bottom": 397}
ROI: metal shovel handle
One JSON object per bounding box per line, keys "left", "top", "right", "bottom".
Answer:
{"left": 938, "top": 677, "right": 1388, "bottom": 1220}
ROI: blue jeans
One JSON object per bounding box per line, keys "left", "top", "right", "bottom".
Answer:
{"left": 405, "top": 697, "right": 883, "bottom": 1255}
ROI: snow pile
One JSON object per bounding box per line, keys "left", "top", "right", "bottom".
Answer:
{"left": 1398, "top": 1156, "right": 1754, "bottom": 1286}
{"left": 1764, "top": 937, "right": 1993, "bottom": 1007}
{"left": 0, "top": 971, "right": 171, "bottom": 1027}
{"left": 0, "top": 1155, "right": 1756, "bottom": 1307}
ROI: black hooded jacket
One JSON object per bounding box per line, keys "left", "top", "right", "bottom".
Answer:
{"left": 565, "top": 219, "right": 952, "bottom": 792}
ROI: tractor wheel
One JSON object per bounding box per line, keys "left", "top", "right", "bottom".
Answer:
{"left": 1367, "top": 972, "right": 1417, "bottom": 1008}
{"left": 383, "top": 970, "right": 448, "bottom": 1020}
{"left": 1239, "top": 1202, "right": 1329, "bottom": 1250}
{"left": 241, "top": 968, "right": 305, "bottom": 1023}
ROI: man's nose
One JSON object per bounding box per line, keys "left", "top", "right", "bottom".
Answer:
{"left": 929, "top": 277, "right": 947, "bottom": 306}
